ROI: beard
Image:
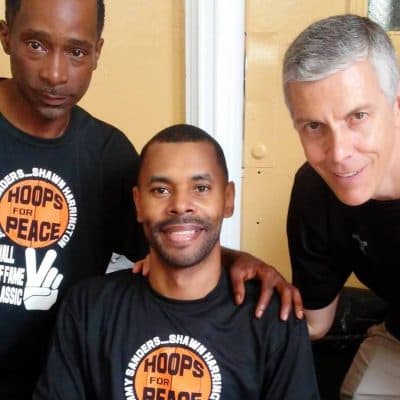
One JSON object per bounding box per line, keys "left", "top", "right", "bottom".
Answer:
{"left": 147, "top": 216, "right": 221, "bottom": 269}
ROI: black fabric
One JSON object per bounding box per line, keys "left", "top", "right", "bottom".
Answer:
{"left": 34, "top": 269, "right": 319, "bottom": 400}
{"left": 0, "top": 107, "right": 148, "bottom": 399}
{"left": 287, "top": 162, "right": 398, "bottom": 339}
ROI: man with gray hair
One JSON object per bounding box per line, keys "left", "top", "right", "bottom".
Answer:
{"left": 283, "top": 14, "right": 400, "bottom": 399}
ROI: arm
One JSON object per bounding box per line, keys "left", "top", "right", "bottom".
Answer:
{"left": 287, "top": 165, "right": 349, "bottom": 329}
{"left": 33, "top": 296, "right": 90, "bottom": 399}
{"left": 261, "top": 304, "right": 320, "bottom": 399}
{"left": 305, "top": 294, "right": 339, "bottom": 340}
{"left": 221, "top": 246, "right": 304, "bottom": 321}
{"left": 104, "top": 129, "right": 148, "bottom": 263}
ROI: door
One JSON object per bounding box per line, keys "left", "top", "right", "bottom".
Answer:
{"left": 242, "top": 0, "right": 360, "bottom": 282}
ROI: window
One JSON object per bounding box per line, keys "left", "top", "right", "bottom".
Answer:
{"left": 368, "top": 0, "right": 400, "bottom": 30}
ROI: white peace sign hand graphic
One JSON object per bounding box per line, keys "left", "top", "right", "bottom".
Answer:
{"left": 23, "top": 248, "right": 64, "bottom": 310}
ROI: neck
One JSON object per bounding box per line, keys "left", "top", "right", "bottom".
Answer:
{"left": 0, "top": 79, "right": 70, "bottom": 139}
{"left": 148, "top": 246, "right": 222, "bottom": 300}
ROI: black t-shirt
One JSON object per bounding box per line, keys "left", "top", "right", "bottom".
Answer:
{"left": 287, "top": 163, "right": 399, "bottom": 339}
{"left": 34, "top": 269, "right": 319, "bottom": 400}
{"left": 0, "top": 106, "right": 147, "bottom": 399}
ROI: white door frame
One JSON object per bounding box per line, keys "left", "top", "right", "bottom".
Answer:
{"left": 185, "top": 0, "right": 245, "bottom": 249}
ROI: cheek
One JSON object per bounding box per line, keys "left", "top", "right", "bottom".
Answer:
{"left": 354, "top": 120, "right": 389, "bottom": 154}
{"left": 69, "top": 67, "right": 94, "bottom": 91}
{"left": 202, "top": 200, "right": 226, "bottom": 221}
{"left": 301, "top": 140, "right": 325, "bottom": 165}
{"left": 138, "top": 199, "right": 167, "bottom": 224}
{"left": 10, "top": 54, "right": 34, "bottom": 76}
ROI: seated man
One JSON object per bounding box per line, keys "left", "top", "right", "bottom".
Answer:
{"left": 34, "top": 124, "right": 319, "bottom": 400}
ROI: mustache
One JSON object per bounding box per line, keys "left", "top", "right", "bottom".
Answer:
{"left": 152, "top": 216, "right": 211, "bottom": 232}
{"left": 41, "top": 87, "right": 66, "bottom": 96}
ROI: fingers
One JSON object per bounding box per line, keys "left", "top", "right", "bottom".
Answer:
{"left": 292, "top": 287, "right": 304, "bottom": 319}
{"left": 256, "top": 265, "right": 304, "bottom": 321}
{"left": 132, "top": 255, "right": 150, "bottom": 276}
{"left": 231, "top": 272, "right": 246, "bottom": 305}
{"left": 42, "top": 267, "right": 59, "bottom": 288}
{"left": 276, "top": 284, "right": 304, "bottom": 321}
{"left": 52, "top": 273, "right": 64, "bottom": 290}
{"left": 25, "top": 248, "right": 37, "bottom": 281}
{"left": 142, "top": 255, "right": 151, "bottom": 276}
{"left": 254, "top": 287, "right": 273, "bottom": 319}
{"left": 253, "top": 263, "right": 279, "bottom": 318}
{"left": 25, "top": 248, "right": 58, "bottom": 286}
{"left": 278, "top": 285, "right": 293, "bottom": 321}
{"left": 132, "top": 260, "right": 143, "bottom": 273}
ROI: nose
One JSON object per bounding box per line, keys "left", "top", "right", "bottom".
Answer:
{"left": 168, "top": 190, "right": 194, "bottom": 216}
{"left": 327, "top": 126, "right": 353, "bottom": 164}
{"left": 39, "top": 52, "right": 68, "bottom": 86}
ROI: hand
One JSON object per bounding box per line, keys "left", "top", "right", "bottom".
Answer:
{"left": 132, "top": 253, "right": 150, "bottom": 276}
{"left": 23, "top": 248, "right": 64, "bottom": 311}
{"left": 228, "top": 251, "right": 303, "bottom": 320}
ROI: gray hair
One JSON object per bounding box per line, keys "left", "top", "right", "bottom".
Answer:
{"left": 282, "top": 14, "right": 399, "bottom": 104}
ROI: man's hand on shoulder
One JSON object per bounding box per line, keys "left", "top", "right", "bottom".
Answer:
{"left": 222, "top": 247, "right": 304, "bottom": 320}
{"left": 132, "top": 254, "right": 150, "bottom": 275}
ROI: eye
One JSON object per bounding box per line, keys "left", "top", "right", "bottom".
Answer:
{"left": 307, "top": 121, "right": 321, "bottom": 130}
{"left": 353, "top": 111, "right": 367, "bottom": 120}
{"left": 151, "top": 187, "right": 170, "bottom": 196}
{"left": 69, "top": 48, "right": 86, "bottom": 58}
{"left": 27, "top": 40, "right": 45, "bottom": 51}
{"left": 349, "top": 111, "right": 368, "bottom": 127}
{"left": 195, "top": 185, "right": 210, "bottom": 193}
{"left": 301, "top": 121, "right": 322, "bottom": 135}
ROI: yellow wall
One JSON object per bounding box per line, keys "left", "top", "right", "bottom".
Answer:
{"left": 0, "top": 1, "right": 185, "bottom": 150}
{"left": 242, "top": 0, "right": 366, "bottom": 288}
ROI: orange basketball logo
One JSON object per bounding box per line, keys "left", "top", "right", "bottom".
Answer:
{"left": 134, "top": 346, "right": 212, "bottom": 400}
{"left": 0, "top": 179, "right": 69, "bottom": 248}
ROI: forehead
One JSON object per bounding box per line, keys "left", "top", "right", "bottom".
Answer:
{"left": 11, "top": 0, "right": 98, "bottom": 40}
{"left": 287, "top": 60, "right": 384, "bottom": 118}
{"left": 139, "top": 142, "right": 225, "bottom": 183}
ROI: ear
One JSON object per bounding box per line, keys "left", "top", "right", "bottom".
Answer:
{"left": 0, "top": 21, "right": 11, "bottom": 55}
{"left": 393, "top": 83, "right": 400, "bottom": 128}
{"left": 93, "top": 38, "right": 104, "bottom": 69}
{"left": 224, "top": 182, "right": 235, "bottom": 218}
{"left": 132, "top": 186, "right": 143, "bottom": 223}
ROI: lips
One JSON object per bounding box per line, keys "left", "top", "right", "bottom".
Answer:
{"left": 161, "top": 224, "right": 204, "bottom": 245}
{"left": 327, "top": 165, "right": 369, "bottom": 192}
{"left": 38, "top": 91, "right": 69, "bottom": 107}
{"left": 334, "top": 170, "right": 360, "bottom": 178}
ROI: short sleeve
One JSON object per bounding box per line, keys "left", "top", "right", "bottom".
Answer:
{"left": 287, "top": 163, "right": 351, "bottom": 309}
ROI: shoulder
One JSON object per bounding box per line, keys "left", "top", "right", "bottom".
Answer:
{"left": 289, "top": 162, "right": 337, "bottom": 221}
{"left": 71, "top": 106, "right": 138, "bottom": 156}
{"left": 244, "top": 280, "right": 281, "bottom": 318}
{"left": 62, "top": 270, "right": 143, "bottom": 313}
{"left": 244, "top": 282, "right": 308, "bottom": 338}
{"left": 292, "top": 162, "right": 330, "bottom": 200}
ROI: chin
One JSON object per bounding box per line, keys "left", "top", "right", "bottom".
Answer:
{"left": 333, "top": 189, "right": 372, "bottom": 207}
{"left": 37, "top": 105, "right": 71, "bottom": 121}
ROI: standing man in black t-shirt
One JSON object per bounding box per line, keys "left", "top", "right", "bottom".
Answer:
{"left": 34, "top": 124, "right": 319, "bottom": 400}
{"left": 0, "top": 1, "right": 149, "bottom": 398}
{"left": 283, "top": 14, "right": 400, "bottom": 398}
{"left": 0, "top": 1, "right": 302, "bottom": 398}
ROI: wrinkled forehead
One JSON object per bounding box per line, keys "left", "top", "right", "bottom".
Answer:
{"left": 10, "top": 0, "right": 99, "bottom": 39}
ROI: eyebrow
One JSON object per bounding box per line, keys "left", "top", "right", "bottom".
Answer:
{"left": 148, "top": 173, "right": 214, "bottom": 184}
{"left": 293, "top": 104, "right": 374, "bottom": 126}
{"left": 20, "top": 29, "right": 94, "bottom": 50}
